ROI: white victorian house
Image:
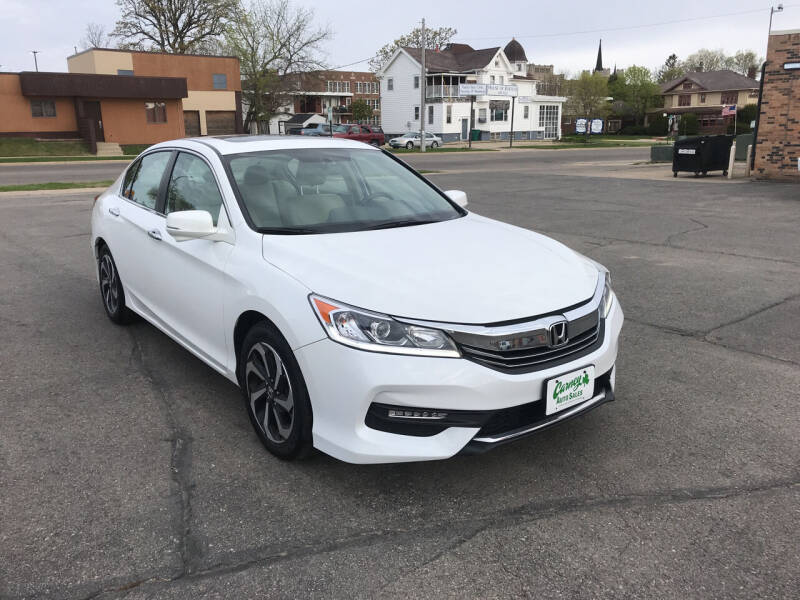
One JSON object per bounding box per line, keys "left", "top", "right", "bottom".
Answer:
{"left": 377, "top": 40, "right": 566, "bottom": 142}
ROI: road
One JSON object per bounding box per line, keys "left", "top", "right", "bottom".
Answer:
{"left": 1, "top": 151, "right": 798, "bottom": 599}
{"left": 0, "top": 146, "right": 651, "bottom": 186}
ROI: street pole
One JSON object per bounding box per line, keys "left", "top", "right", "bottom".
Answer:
{"left": 769, "top": 4, "right": 784, "bottom": 34}
{"left": 509, "top": 96, "right": 516, "bottom": 148}
{"left": 469, "top": 95, "right": 474, "bottom": 149}
{"left": 420, "top": 18, "right": 426, "bottom": 153}
{"left": 31, "top": 50, "right": 40, "bottom": 72}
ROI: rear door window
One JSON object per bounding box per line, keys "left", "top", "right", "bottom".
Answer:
{"left": 122, "top": 151, "right": 172, "bottom": 210}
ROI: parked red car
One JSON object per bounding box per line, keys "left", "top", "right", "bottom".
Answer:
{"left": 332, "top": 124, "right": 385, "bottom": 146}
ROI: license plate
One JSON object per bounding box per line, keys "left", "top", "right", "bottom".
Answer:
{"left": 678, "top": 148, "right": 696, "bottom": 155}
{"left": 545, "top": 366, "right": 596, "bottom": 416}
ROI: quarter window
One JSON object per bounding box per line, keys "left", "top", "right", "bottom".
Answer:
{"left": 166, "top": 153, "right": 224, "bottom": 226}
{"left": 30, "top": 100, "right": 56, "bottom": 118}
{"left": 145, "top": 101, "right": 167, "bottom": 123}
{"left": 122, "top": 151, "right": 172, "bottom": 210}
{"left": 212, "top": 73, "right": 227, "bottom": 89}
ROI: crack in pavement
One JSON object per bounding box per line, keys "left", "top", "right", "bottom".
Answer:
{"left": 665, "top": 217, "right": 708, "bottom": 247}
{"left": 127, "top": 329, "right": 197, "bottom": 578}
{"left": 61, "top": 476, "right": 800, "bottom": 600}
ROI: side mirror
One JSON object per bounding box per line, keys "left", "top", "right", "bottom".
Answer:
{"left": 445, "top": 190, "right": 468, "bottom": 208}
{"left": 165, "top": 210, "right": 217, "bottom": 242}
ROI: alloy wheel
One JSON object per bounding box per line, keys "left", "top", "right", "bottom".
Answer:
{"left": 245, "top": 342, "right": 295, "bottom": 444}
{"left": 99, "top": 254, "right": 119, "bottom": 314}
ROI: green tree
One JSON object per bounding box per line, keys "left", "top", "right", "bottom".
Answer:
{"left": 655, "top": 53, "right": 684, "bottom": 83}
{"left": 369, "top": 26, "right": 457, "bottom": 72}
{"left": 618, "top": 65, "right": 660, "bottom": 126}
{"left": 680, "top": 113, "right": 699, "bottom": 135}
{"left": 350, "top": 99, "right": 373, "bottom": 123}
{"left": 225, "top": 0, "right": 331, "bottom": 131}
{"left": 112, "top": 0, "right": 238, "bottom": 53}
{"left": 729, "top": 50, "right": 762, "bottom": 77}
{"left": 565, "top": 72, "right": 610, "bottom": 138}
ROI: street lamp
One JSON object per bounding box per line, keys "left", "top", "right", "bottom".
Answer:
{"left": 769, "top": 4, "right": 784, "bottom": 34}
{"left": 31, "top": 50, "right": 40, "bottom": 72}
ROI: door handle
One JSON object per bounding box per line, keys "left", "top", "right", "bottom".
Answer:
{"left": 109, "top": 206, "right": 120, "bottom": 217}
{"left": 147, "top": 229, "right": 162, "bottom": 241}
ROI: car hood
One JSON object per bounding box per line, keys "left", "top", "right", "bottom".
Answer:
{"left": 261, "top": 213, "right": 599, "bottom": 324}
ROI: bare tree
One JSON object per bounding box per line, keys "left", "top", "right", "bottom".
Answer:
{"left": 565, "top": 71, "right": 610, "bottom": 138}
{"left": 369, "top": 26, "right": 457, "bottom": 73}
{"left": 81, "top": 23, "right": 110, "bottom": 49}
{"left": 225, "top": 0, "right": 331, "bottom": 131}
{"left": 112, "top": 0, "right": 238, "bottom": 54}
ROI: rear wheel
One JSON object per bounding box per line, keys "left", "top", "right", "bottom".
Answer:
{"left": 97, "top": 245, "right": 134, "bottom": 325}
{"left": 370, "top": 139, "right": 380, "bottom": 147}
{"left": 406, "top": 141, "right": 414, "bottom": 149}
{"left": 239, "top": 322, "right": 313, "bottom": 460}
{"left": 431, "top": 141, "right": 439, "bottom": 148}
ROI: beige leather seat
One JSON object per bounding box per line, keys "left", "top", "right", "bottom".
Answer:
{"left": 280, "top": 162, "right": 346, "bottom": 227}
{"left": 238, "top": 165, "right": 297, "bottom": 227}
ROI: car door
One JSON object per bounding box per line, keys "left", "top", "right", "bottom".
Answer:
{"left": 147, "top": 150, "right": 235, "bottom": 370}
{"left": 349, "top": 125, "right": 363, "bottom": 141}
{"left": 109, "top": 150, "right": 174, "bottom": 313}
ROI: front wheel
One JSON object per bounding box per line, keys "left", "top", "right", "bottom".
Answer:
{"left": 431, "top": 141, "right": 439, "bottom": 148}
{"left": 239, "top": 322, "right": 314, "bottom": 460}
{"left": 370, "top": 139, "right": 380, "bottom": 147}
{"left": 406, "top": 141, "right": 414, "bottom": 149}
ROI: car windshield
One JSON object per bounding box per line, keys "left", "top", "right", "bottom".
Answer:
{"left": 227, "top": 148, "right": 463, "bottom": 234}
{"left": 332, "top": 125, "right": 348, "bottom": 133}
{"left": 400, "top": 133, "right": 416, "bottom": 138}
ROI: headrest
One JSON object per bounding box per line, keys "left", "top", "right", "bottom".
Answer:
{"left": 244, "top": 165, "right": 269, "bottom": 186}
{"left": 295, "top": 161, "right": 326, "bottom": 187}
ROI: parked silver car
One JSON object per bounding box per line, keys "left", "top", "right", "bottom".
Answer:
{"left": 389, "top": 132, "right": 443, "bottom": 149}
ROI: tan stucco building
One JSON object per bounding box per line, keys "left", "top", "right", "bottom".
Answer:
{"left": 67, "top": 48, "right": 242, "bottom": 137}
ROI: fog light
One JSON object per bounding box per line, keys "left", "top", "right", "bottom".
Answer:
{"left": 387, "top": 409, "right": 448, "bottom": 420}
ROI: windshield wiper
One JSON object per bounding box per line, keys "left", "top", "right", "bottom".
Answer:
{"left": 361, "top": 219, "right": 439, "bottom": 231}
{"left": 257, "top": 227, "right": 320, "bottom": 235}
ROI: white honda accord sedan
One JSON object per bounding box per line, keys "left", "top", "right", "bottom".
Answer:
{"left": 91, "top": 135, "right": 623, "bottom": 464}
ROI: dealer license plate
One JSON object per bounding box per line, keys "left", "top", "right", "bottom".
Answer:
{"left": 678, "top": 148, "right": 696, "bottom": 155}
{"left": 545, "top": 366, "right": 596, "bottom": 416}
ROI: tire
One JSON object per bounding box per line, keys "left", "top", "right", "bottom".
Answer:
{"left": 370, "top": 140, "right": 380, "bottom": 147}
{"left": 238, "top": 321, "right": 314, "bottom": 460}
{"left": 673, "top": 172, "right": 677, "bottom": 178}
{"left": 723, "top": 170, "right": 728, "bottom": 176}
{"left": 97, "top": 245, "right": 135, "bottom": 325}
{"left": 431, "top": 141, "right": 439, "bottom": 148}
{"left": 406, "top": 141, "right": 414, "bottom": 149}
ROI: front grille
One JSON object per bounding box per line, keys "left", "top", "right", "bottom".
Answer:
{"left": 458, "top": 320, "right": 604, "bottom": 374}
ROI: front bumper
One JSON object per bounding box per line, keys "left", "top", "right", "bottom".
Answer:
{"left": 294, "top": 300, "right": 623, "bottom": 464}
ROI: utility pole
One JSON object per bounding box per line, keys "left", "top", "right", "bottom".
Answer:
{"left": 31, "top": 50, "right": 40, "bottom": 72}
{"left": 509, "top": 96, "right": 516, "bottom": 148}
{"left": 419, "top": 18, "right": 426, "bottom": 153}
{"left": 769, "top": 4, "right": 784, "bottom": 34}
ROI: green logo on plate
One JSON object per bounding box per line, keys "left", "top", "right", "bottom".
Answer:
{"left": 553, "top": 370, "right": 591, "bottom": 403}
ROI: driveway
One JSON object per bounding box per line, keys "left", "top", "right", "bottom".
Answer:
{"left": 1, "top": 152, "right": 798, "bottom": 599}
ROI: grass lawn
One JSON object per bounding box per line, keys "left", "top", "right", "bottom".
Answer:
{"left": 0, "top": 181, "right": 114, "bottom": 193}
{"left": 517, "top": 140, "right": 670, "bottom": 149}
{"left": 0, "top": 137, "right": 91, "bottom": 157}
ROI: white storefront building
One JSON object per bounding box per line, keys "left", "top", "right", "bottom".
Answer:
{"left": 378, "top": 40, "right": 565, "bottom": 142}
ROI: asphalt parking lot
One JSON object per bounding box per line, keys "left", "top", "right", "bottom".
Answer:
{"left": 1, "top": 148, "right": 799, "bottom": 599}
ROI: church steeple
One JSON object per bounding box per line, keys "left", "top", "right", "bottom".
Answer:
{"left": 594, "top": 39, "right": 604, "bottom": 73}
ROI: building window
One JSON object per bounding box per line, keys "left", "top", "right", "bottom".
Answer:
{"left": 516, "top": 63, "right": 522, "bottom": 71}
{"left": 721, "top": 91, "right": 738, "bottom": 105}
{"left": 387, "top": 78, "right": 393, "bottom": 91}
{"left": 212, "top": 73, "right": 227, "bottom": 90}
{"left": 414, "top": 106, "right": 419, "bottom": 120}
{"left": 30, "top": 100, "right": 56, "bottom": 118}
{"left": 682, "top": 82, "right": 692, "bottom": 90}
{"left": 699, "top": 93, "right": 706, "bottom": 104}
{"left": 490, "top": 100, "right": 509, "bottom": 121}
{"left": 490, "top": 75, "right": 495, "bottom": 84}
{"left": 414, "top": 75, "right": 419, "bottom": 89}
{"left": 356, "top": 82, "right": 362, "bottom": 93}
{"left": 678, "top": 94, "right": 691, "bottom": 107}
{"left": 523, "top": 105, "right": 529, "bottom": 119}
{"left": 345, "top": 96, "right": 351, "bottom": 106}
{"left": 446, "top": 104, "right": 452, "bottom": 124}
{"left": 478, "top": 107, "right": 487, "bottom": 123}
{"left": 145, "top": 101, "right": 167, "bottom": 123}
{"left": 499, "top": 76, "right": 504, "bottom": 84}
{"left": 539, "top": 104, "right": 559, "bottom": 139}
{"left": 494, "top": 60, "right": 499, "bottom": 67}
{"left": 428, "top": 104, "right": 433, "bottom": 125}
{"left": 117, "top": 69, "right": 134, "bottom": 76}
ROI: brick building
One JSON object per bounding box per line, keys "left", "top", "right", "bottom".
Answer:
{"left": 266, "top": 70, "right": 380, "bottom": 134}
{"left": 753, "top": 30, "right": 800, "bottom": 181}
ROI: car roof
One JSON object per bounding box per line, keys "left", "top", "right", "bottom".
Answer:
{"left": 147, "top": 135, "right": 379, "bottom": 156}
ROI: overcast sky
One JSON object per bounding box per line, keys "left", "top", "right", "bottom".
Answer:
{"left": 2, "top": 0, "right": 799, "bottom": 74}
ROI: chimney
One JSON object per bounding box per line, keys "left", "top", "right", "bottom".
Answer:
{"left": 747, "top": 65, "right": 757, "bottom": 79}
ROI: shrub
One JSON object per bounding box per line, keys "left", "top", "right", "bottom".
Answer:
{"left": 647, "top": 114, "right": 668, "bottom": 136}
{"left": 680, "top": 113, "right": 699, "bottom": 135}
{"left": 620, "top": 125, "right": 648, "bottom": 135}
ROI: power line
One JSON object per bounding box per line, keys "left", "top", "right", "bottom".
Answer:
{"left": 459, "top": 4, "right": 800, "bottom": 42}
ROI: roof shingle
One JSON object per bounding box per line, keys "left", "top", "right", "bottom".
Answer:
{"left": 661, "top": 70, "right": 759, "bottom": 93}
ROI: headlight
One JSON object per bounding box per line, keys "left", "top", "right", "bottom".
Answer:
{"left": 599, "top": 272, "right": 614, "bottom": 318}
{"left": 310, "top": 295, "right": 460, "bottom": 357}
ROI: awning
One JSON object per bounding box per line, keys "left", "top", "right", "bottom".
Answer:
{"left": 19, "top": 71, "right": 187, "bottom": 99}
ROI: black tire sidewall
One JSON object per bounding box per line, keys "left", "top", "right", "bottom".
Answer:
{"left": 238, "top": 322, "right": 313, "bottom": 460}
{"left": 406, "top": 142, "right": 413, "bottom": 149}
{"left": 98, "top": 246, "right": 130, "bottom": 324}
